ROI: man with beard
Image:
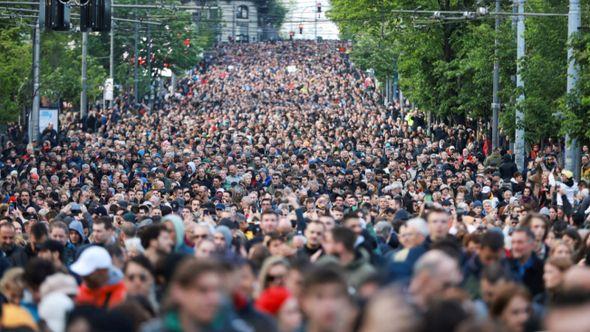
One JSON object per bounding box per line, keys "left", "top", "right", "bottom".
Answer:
{"left": 140, "top": 224, "right": 174, "bottom": 266}
{"left": 0, "top": 222, "right": 28, "bottom": 267}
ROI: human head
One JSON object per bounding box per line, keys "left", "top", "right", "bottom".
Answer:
{"left": 510, "top": 227, "right": 535, "bottom": 263}
{"left": 490, "top": 283, "right": 531, "bottom": 332}
{"left": 543, "top": 256, "right": 573, "bottom": 291}
{"left": 260, "top": 210, "right": 279, "bottom": 235}
{"left": 480, "top": 262, "right": 511, "bottom": 306}
{"left": 409, "top": 250, "right": 462, "bottom": 309}
{"left": 0, "top": 267, "right": 25, "bottom": 305}
{"left": 123, "top": 255, "right": 155, "bottom": 299}
{"left": 426, "top": 208, "right": 450, "bottom": 241}
{"left": 168, "top": 258, "right": 224, "bottom": 326}
{"left": 304, "top": 221, "right": 325, "bottom": 249}
{"left": 92, "top": 216, "right": 114, "bottom": 245}
{"left": 49, "top": 221, "right": 69, "bottom": 246}
{"left": 70, "top": 246, "right": 112, "bottom": 290}
{"left": 259, "top": 256, "right": 290, "bottom": 291}
{"left": 139, "top": 224, "right": 173, "bottom": 255}
{"left": 401, "top": 218, "right": 428, "bottom": 249}
{"left": 0, "top": 222, "right": 16, "bottom": 251}
{"left": 255, "top": 287, "right": 302, "bottom": 332}
{"left": 478, "top": 230, "right": 504, "bottom": 266}
{"left": 300, "top": 265, "right": 352, "bottom": 332}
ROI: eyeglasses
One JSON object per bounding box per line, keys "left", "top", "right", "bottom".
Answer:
{"left": 126, "top": 273, "right": 148, "bottom": 282}
{"left": 266, "top": 274, "right": 285, "bottom": 283}
{"left": 193, "top": 234, "right": 208, "bottom": 240}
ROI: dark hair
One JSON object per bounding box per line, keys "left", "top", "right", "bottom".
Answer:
{"left": 31, "top": 222, "right": 48, "bottom": 241}
{"left": 481, "top": 262, "right": 511, "bottom": 284}
{"left": 489, "top": 283, "right": 530, "bottom": 318}
{"left": 94, "top": 216, "right": 114, "bottom": 230}
{"left": 23, "top": 258, "right": 56, "bottom": 289}
{"left": 425, "top": 207, "right": 450, "bottom": 222}
{"left": 171, "top": 258, "right": 222, "bottom": 288}
{"left": 480, "top": 231, "right": 504, "bottom": 252}
{"left": 421, "top": 299, "right": 470, "bottom": 332}
{"left": 512, "top": 226, "right": 535, "bottom": 241}
{"left": 563, "top": 228, "right": 582, "bottom": 250}
{"left": 331, "top": 227, "right": 356, "bottom": 252}
{"left": 139, "top": 224, "right": 167, "bottom": 250}
{"left": 302, "top": 265, "right": 348, "bottom": 297}
{"left": 124, "top": 255, "right": 155, "bottom": 277}
{"left": 260, "top": 209, "right": 278, "bottom": 220}
{"left": 519, "top": 213, "right": 548, "bottom": 239}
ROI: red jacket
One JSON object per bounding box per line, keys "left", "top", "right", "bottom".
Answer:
{"left": 76, "top": 281, "right": 127, "bottom": 309}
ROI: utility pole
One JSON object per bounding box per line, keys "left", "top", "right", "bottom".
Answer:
{"left": 30, "top": 19, "right": 41, "bottom": 143}
{"left": 232, "top": 4, "right": 236, "bottom": 41}
{"left": 491, "top": 0, "right": 501, "bottom": 150}
{"left": 565, "top": 0, "right": 580, "bottom": 177}
{"left": 133, "top": 8, "right": 139, "bottom": 103}
{"left": 109, "top": 2, "right": 115, "bottom": 108}
{"left": 147, "top": 23, "right": 154, "bottom": 111}
{"left": 514, "top": 0, "right": 526, "bottom": 172}
{"left": 80, "top": 31, "right": 88, "bottom": 119}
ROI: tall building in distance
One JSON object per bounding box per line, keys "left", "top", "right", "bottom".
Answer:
{"left": 279, "top": 0, "right": 339, "bottom": 40}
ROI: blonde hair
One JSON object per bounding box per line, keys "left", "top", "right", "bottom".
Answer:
{"left": 0, "top": 267, "right": 24, "bottom": 293}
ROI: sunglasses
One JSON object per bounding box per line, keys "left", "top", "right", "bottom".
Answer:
{"left": 126, "top": 273, "right": 149, "bottom": 282}
{"left": 193, "top": 234, "right": 208, "bottom": 240}
{"left": 266, "top": 274, "right": 285, "bottom": 283}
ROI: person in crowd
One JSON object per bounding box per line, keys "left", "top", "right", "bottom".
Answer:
{"left": 71, "top": 246, "right": 127, "bottom": 308}
{"left": 139, "top": 224, "right": 174, "bottom": 267}
{"left": 255, "top": 286, "right": 301, "bottom": 332}
{"left": 534, "top": 256, "right": 573, "bottom": 307}
{"left": 409, "top": 250, "right": 463, "bottom": 310}
{"left": 123, "top": 255, "right": 158, "bottom": 312}
{"left": 509, "top": 227, "right": 545, "bottom": 297}
{"left": 489, "top": 283, "right": 531, "bottom": 332}
{"left": 0, "top": 267, "right": 24, "bottom": 305}
{"left": 299, "top": 265, "right": 356, "bottom": 332}
{"left": 0, "top": 40, "right": 587, "bottom": 332}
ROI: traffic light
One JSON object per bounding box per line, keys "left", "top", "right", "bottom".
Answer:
{"left": 299, "top": 24, "right": 303, "bottom": 34}
{"left": 40, "top": 0, "right": 71, "bottom": 31}
{"left": 80, "top": 0, "right": 111, "bottom": 32}
{"left": 317, "top": 2, "right": 322, "bottom": 13}
{"left": 289, "top": 31, "right": 294, "bottom": 40}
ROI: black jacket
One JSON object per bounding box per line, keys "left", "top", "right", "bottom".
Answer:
{"left": 509, "top": 253, "right": 545, "bottom": 297}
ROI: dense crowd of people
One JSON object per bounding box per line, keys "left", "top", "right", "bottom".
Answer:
{"left": 1, "top": 40, "right": 590, "bottom": 332}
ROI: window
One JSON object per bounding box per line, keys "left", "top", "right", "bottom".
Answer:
{"left": 236, "top": 5, "right": 249, "bottom": 19}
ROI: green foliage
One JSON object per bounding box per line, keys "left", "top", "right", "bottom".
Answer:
{"left": 40, "top": 32, "right": 107, "bottom": 106}
{"left": 562, "top": 30, "right": 590, "bottom": 144}
{"left": 0, "top": 25, "right": 32, "bottom": 122}
{"left": 255, "top": 0, "right": 288, "bottom": 29}
{"left": 329, "top": 0, "right": 571, "bottom": 143}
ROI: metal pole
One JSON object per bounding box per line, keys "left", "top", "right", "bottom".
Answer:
{"left": 565, "top": 0, "right": 580, "bottom": 178}
{"left": 133, "top": 7, "right": 139, "bottom": 103}
{"left": 232, "top": 4, "right": 235, "bottom": 41}
{"left": 109, "top": 2, "right": 114, "bottom": 108}
{"left": 314, "top": 15, "right": 317, "bottom": 40}
{"left": 147, "top": 23, "right": 154, "bottom": 111}
{"left": 30, "top": 18, "right": 40, "bottom": 143}
{"left": 80, "top": 31, "right": 88, "bottom": 119}
{"left": 514, "top": 0, "right": 526, "bottom": 172}
{"left": 492, "top": 0, "right": 501, "bottom": 150}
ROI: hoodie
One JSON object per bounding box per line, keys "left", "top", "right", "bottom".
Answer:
{"left": 162, "top": 214, "right": 194, "bottom": 255}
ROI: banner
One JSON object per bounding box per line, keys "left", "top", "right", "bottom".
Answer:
{"left": 104, "top": 78, "right": 114, "bottom": 101}
{"left": 39, "top": 108, "right": 59, "bottom": 133}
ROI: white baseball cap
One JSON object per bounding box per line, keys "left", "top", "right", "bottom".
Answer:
{"left": 70, "top": 246, "right": 112, "bottom": 277}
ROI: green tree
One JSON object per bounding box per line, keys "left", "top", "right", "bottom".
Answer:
{"left": 329, "top": 0, "right": 570, "bottom": 144}
{"left": 0, "top": 25, "right": 32, "bottom": 122}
